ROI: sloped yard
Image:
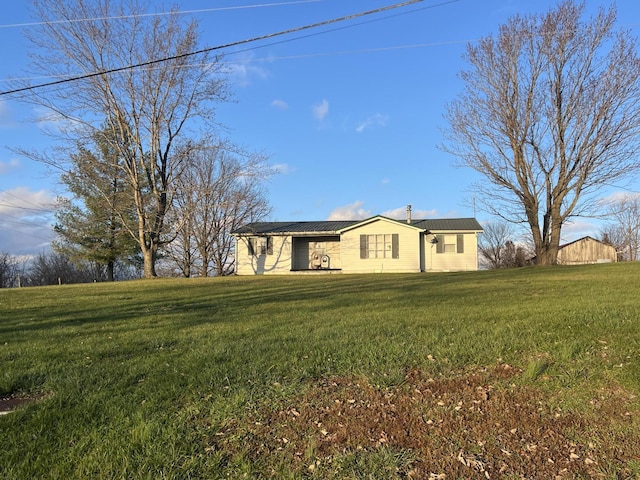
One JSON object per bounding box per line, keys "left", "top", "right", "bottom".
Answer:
{"left": 1, "top": 264, "right": 640, "bottom": 478}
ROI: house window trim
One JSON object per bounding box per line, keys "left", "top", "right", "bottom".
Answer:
{"left": 436, "top": 234, "right": 464, "bottom": 254}
{"left": 360, "top": 234, "right": 399, "bottom": 259}
{"left": 248, "top": 236, "right": 273, "bottom": 256}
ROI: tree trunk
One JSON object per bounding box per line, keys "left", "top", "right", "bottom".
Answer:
{"left": 142, "top": 248, "right": 157, "bottom": 278}
{"left": 107, "top": 260, "right": 115, "bottom": 282}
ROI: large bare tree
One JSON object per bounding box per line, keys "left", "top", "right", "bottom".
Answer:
{"left": 442, "top": 1, "right": 640, "bottom": 265}
{"left": 18, "top": 0, "right": 227, "bottom": 277}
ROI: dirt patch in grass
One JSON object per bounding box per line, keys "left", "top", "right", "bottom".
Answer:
{"left": 210, "top": 364, "right": 640, "bottom": 478}
{"left": 0, "top": 393, "right": 46, "bottom": 415}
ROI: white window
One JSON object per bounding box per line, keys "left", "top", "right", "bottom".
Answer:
{"left": 360, "top": 234, "right": 399, "bottom": 259}
{"left": 436, "top": 234, "right": 464, "bottom": 254}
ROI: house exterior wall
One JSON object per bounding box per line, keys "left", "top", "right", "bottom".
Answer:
{"left": 423, "top": 231, "right": 479, "bottom": 271}
{"left": 557, "top": 237, "right": 617, "bottom": 265}
{"left": 340, "top": 219, "right": 422, "bottom": 273}
{"left": 233, "top": 218, "right": 483, "bottom": 275}
{"left": 235, "top": 235, "right": 293, "bottom": 275}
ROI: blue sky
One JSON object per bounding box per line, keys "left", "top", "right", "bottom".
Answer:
{"left": 1, "top": 0, "right": 639, "bottom": 255}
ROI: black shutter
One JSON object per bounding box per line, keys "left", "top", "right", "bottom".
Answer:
{"left": 392, "top": 234, "right": 399, "bottom": 259}
{"left": 267, "top": 236, "right": 273, "bottom": 255}
{"left": 436, "top": 235, "right": 444, "bottom": 254}
{"left": 248, "top": 238, "right": 255, "bottom": 255}
{"left": 360, "top": 235, "right": 367, "bottom": 259}
{"left": 457, "top": 234, "right": 464, "bottom": 254}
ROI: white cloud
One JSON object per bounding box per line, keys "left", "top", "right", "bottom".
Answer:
{"left": 381, "top": 206, "right": 438, "bottom": 220}
{"left": 560, "top": 219, "right": 600, "bottom": 243}
{"left": 356, "top": 113, "right": 389, "bottom": 133}
{"left": 327, "top": 201, "right": 370, "bottom": 220}
{"left": 225, "top": 52, "right": 270, "bottom": 87}
{"left": 312, "top": 99, "right": 329, "bottom": 121}
{"left": 0, "top": 187, "right": 56, "bottom": 214}
{"left": 381, "top": 178, "right": 390, "bottom": 185}
{"left": 33, "top": 106, "right": 80, "bottom": 134}
{"left": 598, "top": 190, "right": 640, "bottom": 205}
{"left": 271, "top": 163, "right": 291, "bottom": 174}
{"left": 270, "top": 99, "right": 289, "bottom": 110}
{"left": 0, "top": 187, "right": 56, "bottom": 254}
{"left": 0, "top": 158, "right": 20, "bottom": 175}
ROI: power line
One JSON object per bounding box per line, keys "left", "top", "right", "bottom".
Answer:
{"left": 0, "top": 212, "right": 53, "bottom": 230}
{"left": 1, "top": 0, "right": 462, "bottom": 85}
{"left": 0, "top": 0, "right": 323, "bottom": 29}
{"left": 0, "top": 203, "right": 55, "bottom": 213}
{"left": 0, "top": 189, "right": 55, "bottom": 211}
{"left": 0, "top": 0, "right": 424, "bottom": 97}
{"left": 221, "top": 0, "right": 462, "bottom": 62}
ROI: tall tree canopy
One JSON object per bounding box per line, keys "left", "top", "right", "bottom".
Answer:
{"left": 53, "top": 129, "right": 139, "bottom": 281}
{"left": 442, "top": 1, "right": 640, "bottom": 265}
{"left": 20, "top": 0, "right": 227, "bottom": 277}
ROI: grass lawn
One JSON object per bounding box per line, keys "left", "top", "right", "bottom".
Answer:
{"left": 1, "top": 263, "right": 640, "bottom": 478}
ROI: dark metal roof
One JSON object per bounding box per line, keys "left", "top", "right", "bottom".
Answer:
{"left": 233, "top": 218, "right": 483, "bottom": 235}
{"left": 232, "top": 221, "right": 358, "bottom": 235}
{"left": 411, "top": 218, "right": 483, "bottom": 232}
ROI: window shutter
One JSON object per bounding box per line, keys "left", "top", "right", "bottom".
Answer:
{"left": 436, "top": 235, "right": 444, "bottom": 254}
{"left": 392, "top": 234, "right": 399, "bottom": 259}
{"left": 267, "top": 236, "right": 273, "bottom": 255}
{"left": 360, "top": 235, "right": 367, "bottom": 259}
{"left": 457, "top": 234, "right": 464, "bottom": 253}
{"left": 248, "top": 238, "right": 255, "bottom": 255}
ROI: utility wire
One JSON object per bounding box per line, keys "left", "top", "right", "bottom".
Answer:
{"left": 0, "top": 203, "right": 55, "bottom": 213}
{"left": 221, "top": 0, "right": 461, "bottom": 62}
{"left": 0, "top": 0, "right": 322, "bottom": 29}
{"left": 0, "top": 0, "right": 423, "bottom": 97}
{"left": 0, "top": 189, "right": 54, "bottom": 211}
{"left": 1, "top": 0, "right": 462, "bottom": 85}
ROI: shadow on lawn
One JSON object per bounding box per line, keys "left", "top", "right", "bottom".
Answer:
{"left": 0, "top": 272, "right": 490, "bottom": 335}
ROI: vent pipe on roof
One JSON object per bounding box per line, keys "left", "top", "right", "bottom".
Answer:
{"left": 406, "top": 204, "right": 412, "bottom": 224}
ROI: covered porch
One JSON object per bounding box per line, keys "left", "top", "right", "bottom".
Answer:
{"left": 291, "top": 235, "right": 341, "bottom": 271}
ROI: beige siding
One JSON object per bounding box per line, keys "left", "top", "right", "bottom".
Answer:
{"left": 424, "top": 232, "right": 479, "bottom": 271}
{"left": 235, "top": 220, "right": 482, "bottom": 275}
{"left": 234, "top": 235, "right": 293, "bottom": 275}
{"left": 340, "top": 219, "right": 422, "bottom": 273}
{"left": 558, "top": 237, "right": 617, "bottom": 265}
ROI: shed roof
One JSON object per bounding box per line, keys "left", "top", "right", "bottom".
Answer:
{"left": 233, "top": 218, "right": 483, "bottom": 235}
{"left": 559, "top": 235, "right": 614, "bottom": 249}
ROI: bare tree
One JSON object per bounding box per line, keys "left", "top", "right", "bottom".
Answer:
{"left": 26, "top": 251, "right": 97, "bottom": 286}
{"left": 167, "top": 141, "right": 271, "bottom": 276}
{"left": 478, "top": 221, "right": 513, "bottom": 269}
{"left": 0, "top": 252, "right": 19, "bottom": 288}
{"left": 501, "top": 240, "right": 529, "bottom": 268}
{"left": 17, "top": 0, "right": 227, "bottom": 277}
{"left": 442, "top": 1, "right": 640, "bottom": 265}
{"left": 600, "top": 193, "right": 640, "bottom": 261}
{"left": 599, "top": 225, "right": 625, "bottom": 262}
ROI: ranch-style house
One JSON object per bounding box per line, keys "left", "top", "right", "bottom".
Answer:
{"left": 232, "top": 209, "right": 483, "bottom": 275}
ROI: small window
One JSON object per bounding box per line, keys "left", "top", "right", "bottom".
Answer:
{"left": 248, "top": 237, "right": 272, "bottom": 256}
{"left": 436, "top": 234, "right": 464, "bottom": 254}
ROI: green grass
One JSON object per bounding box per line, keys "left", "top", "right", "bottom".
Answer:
{"left": 1, "top": 263, "right": 640, "bottom": 478}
